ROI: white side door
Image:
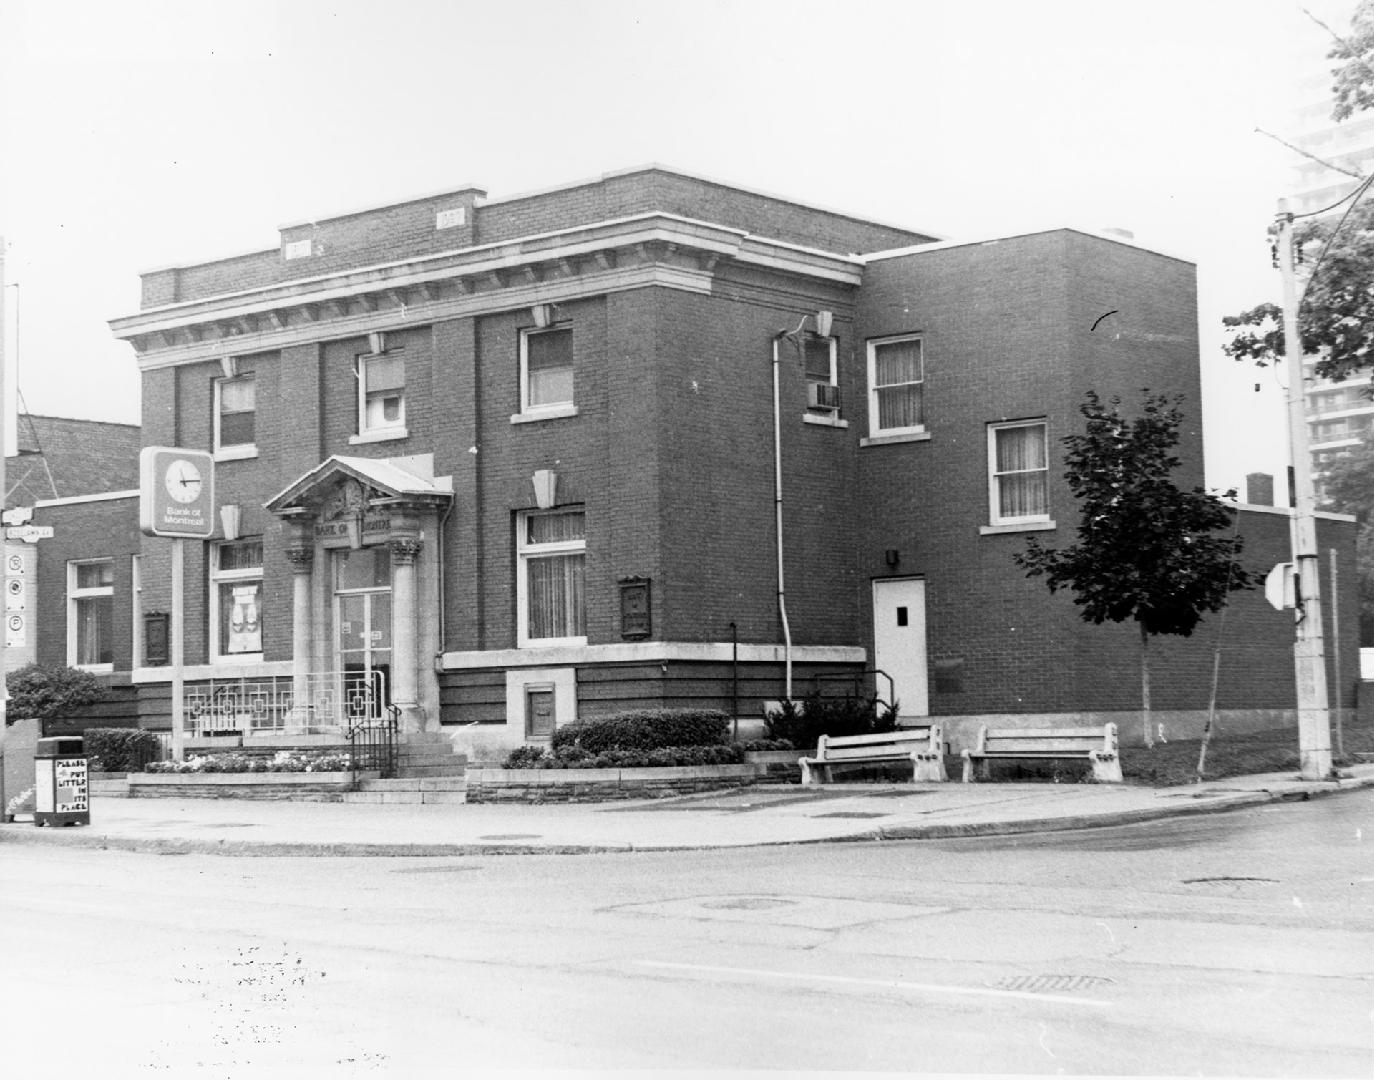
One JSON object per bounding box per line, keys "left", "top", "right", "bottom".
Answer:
{"left": 872, "top": 577, "right": 929, "bottom": 718}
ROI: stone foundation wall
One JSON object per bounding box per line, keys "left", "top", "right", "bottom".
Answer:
{"left": 465, "top": 764, "right": 758, "bottom": 804}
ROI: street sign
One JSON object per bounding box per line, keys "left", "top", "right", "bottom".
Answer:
{"left": 4, "top": 525, "right": 52, "bottom": 542}
{"left": 140, "top": 446, "right": 216, "bottom": 538}
{"left": 1265, "top": 562, "right": 1296, "bottom": 611}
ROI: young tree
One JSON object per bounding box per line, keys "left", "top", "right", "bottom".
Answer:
{"left": 1014, "top": 393, "right": 1257, "bottom": 748}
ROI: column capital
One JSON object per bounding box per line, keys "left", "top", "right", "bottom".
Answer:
{"left": 390, "top": 535, "right": 423, "bottom": 565}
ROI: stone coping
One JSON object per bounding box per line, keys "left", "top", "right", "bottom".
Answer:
{"left": 469, "top": 764, "right": 757, "bottom": 785}
{"left": 129, "top": 771, "right": 374, "bottom": 786}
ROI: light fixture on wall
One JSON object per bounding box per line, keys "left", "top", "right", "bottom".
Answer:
{"left": 532, "top": 469, "right": 558, "bottom": 509}
{"left": 531, "top": 303, "right": 555, "bottom": 329}
{"left": 220, "top": 504, "right": 242, "bottom": 541}
{"left": 884, "top": 548, "right": 900, "bottom": 569}
{"left": 815, "top": 310, "right": 834, "bottom": 338}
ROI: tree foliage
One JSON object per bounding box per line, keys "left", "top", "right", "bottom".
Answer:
{"left": 1223, "top": 1, "right": 1374, "bottom": 388}
{"left": 5, "top": 663, "right": 105, "bottom": 726}
{"left": 1016, "top": 392, "right": 1256, "bottom": 636}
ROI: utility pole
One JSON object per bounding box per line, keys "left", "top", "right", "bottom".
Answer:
{"left": 1276, "top": 198, "right": 1334, "bottom": 780}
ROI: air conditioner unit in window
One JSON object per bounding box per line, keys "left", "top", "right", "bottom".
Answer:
{"left": 808, "top": 383, "right": 841, "bottom": 411}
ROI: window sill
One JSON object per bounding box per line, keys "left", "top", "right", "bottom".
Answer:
{"left": 860, "top": 430, "right": 931, "bottom": 447}
{"left": 511, "top": 405, "right": 578, "bottom": 425}
{"left": 210, "top": 653, "right": 265, "bottom": 665}
{"left": 517, "top": 636, "right": 589, "bottom": 650}
{"left": 73, "top": 663, "right": 114, "bottom": 675}
{"left": 979, "top": 520, "right": 1057, "bottom": 535}
{"left": 213, "top": 445, "right": 259, "bottom": 463}
{"left": 349, "top": 427, "right": 409, "bottom": 446}
{"left": 803, "top": 413, "right": 849, "bottom": 428}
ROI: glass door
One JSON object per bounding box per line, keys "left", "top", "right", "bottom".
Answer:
{"left": 334, "top": 548, "right": 392, "bottom": 722}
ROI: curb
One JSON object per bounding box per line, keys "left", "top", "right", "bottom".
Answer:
{"left": 0, "top": 775, "right": 1368, "bottom": 857}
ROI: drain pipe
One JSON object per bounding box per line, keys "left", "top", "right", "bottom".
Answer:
{"left": 772, "top": 325, "right": 799, "bottom": 700}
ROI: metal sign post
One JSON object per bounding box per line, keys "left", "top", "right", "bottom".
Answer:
{"left": 139, "top": 447, "right": 215, "bottom": 762}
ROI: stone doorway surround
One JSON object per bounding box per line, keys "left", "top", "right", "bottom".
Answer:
{"left": 266, "top": 454, "right": 452, "bottom": 734}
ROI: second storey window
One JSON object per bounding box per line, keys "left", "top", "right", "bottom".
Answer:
{"left": 68, "top": 559, "right": 114, "bottom": 670}
{"left": 358, "top": 353, "right": 406, "bottom": 436}
{"left": 517, "top": 508, "right": 586, "bottom": 647}
{"left": 211, "top": 539, "right": 264, "bottom": 660}
{"left": 521, "top": 327, "right": 574, "bottom": 414}
{"left": 214, "top": 374, "right": 256, "bottom": 454}
{"left": 867, "top": 335, "right": 925, "bottom": 436}
{"left": 989, "top": 420, "right": 1050, "bottom": 525}
{"left": 803, "top": 334, "right": 840, "bottom": 415}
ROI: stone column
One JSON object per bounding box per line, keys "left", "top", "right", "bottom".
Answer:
{"left": 389, "top": 530, "right": 424, "bottom": 733}
{"left": 284, "top": 534, "right": 315, "bottom": 727}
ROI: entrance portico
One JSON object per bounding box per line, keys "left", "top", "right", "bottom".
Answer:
{"left": 267, "top": 455, "right": 452, "bottom": 734}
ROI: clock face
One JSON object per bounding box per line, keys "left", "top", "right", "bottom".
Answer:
{"left": 165, "top": 459, "right": 203, "bottom": 504}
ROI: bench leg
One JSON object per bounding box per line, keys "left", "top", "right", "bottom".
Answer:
{"left": 961, "top": 751, "right": 975, "bottom": 783}
{"left": 801, "top": 760, "right": 829, "bottom": 785}
{"left": 912, "top": 752, "right": 947, "bottom": 783}
{"left": 1089, "top": 752, "right": 1123, "bottom": 784}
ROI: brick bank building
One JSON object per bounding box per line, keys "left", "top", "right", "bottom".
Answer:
{"left": 85, "top": 166, "right": 1356, "bottom": 757}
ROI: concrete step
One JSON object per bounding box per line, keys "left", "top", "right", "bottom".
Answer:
{"left": 395, "top": 764, "right": 468, "bottom": 779}
{"left": 338, "top": 780, "right": 467, "bottom": 796}
{"left": 357, "top": 777, "right": 467, "bottom": 792}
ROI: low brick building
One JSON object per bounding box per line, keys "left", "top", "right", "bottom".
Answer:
{"left": 85, "top": 165, "right": 1357, "bottom": 758}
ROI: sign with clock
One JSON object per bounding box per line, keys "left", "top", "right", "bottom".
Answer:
{"left": 140, "top": 447, "right": 216, "bottom": 538}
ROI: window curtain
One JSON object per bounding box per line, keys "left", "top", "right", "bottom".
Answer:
{"left": 996, "top": 425, "right": 1048, "bottom": 518}
{"left": 527, "top": 554, "right": 585, "bottom": 639}
{"left": 874, "top": 340, "right": 923, "bottom": 429}
{"left": 77, "top": 596, "right": 113, "bottom": 665}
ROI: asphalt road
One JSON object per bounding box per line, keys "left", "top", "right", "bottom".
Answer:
{"left": 3, "top": 791, "right": 1371, "bottom": 1077}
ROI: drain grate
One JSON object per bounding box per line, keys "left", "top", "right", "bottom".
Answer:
{"left": 995, "top": 974, "right": 1115, "bottom": 993}
{"left": 700, "top": 897, "right": 798, "bottom": 911}
{"left": 811, "top": 811, "right": 890, "bottom": 819}
{"left": 477, "top": 834, "right": 543, "bottom": 841}
{"left": 1182, "top": 876, "right": 1280, "bottom": 887}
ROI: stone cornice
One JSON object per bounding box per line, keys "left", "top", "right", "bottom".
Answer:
{"left": 110, "top": 213, "right": 864, "bottom": 369}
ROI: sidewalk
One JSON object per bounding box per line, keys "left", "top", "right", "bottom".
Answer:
{"left": 3, "top": 765, "right": 1372, "bottom": 857}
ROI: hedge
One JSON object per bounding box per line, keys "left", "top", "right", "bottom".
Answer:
{"left": 83, "top": 728, "right": 164, "bottom": 773}
{"left": 504, "top": 744, "right": 746, "bottom": 769}
{"left": 550, "top": 709, "right": 730, "bottom": 754}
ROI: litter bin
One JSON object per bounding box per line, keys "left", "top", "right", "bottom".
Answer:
{"left": 34, "top": 736, "right": 89, "bottom": 827}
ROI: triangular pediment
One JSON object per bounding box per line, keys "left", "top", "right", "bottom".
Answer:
{"left": 265, "top": 454, "right": 452, "bottom": 516}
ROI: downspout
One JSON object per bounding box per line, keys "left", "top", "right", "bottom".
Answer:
{"left": 772, "top": 329, "right": 794, "bottom": 700}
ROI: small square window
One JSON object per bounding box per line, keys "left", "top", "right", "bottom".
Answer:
{"left": 989, "top": 420, "right": 1050, "bottom": 525}
{"left": 867, "top": 336, "right": 924, "bottom": 436}
{"left": 521, "top": 327, "right": 574, "bottom": 413}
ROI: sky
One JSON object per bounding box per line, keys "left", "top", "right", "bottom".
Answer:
{"left": 0, "top": 0, "right": 1346, "bottom": 497}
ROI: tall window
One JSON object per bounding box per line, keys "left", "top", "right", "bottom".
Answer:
{"left": 214, "top": 373, "right": 256, "bottom": 454}
{"left": 211, "top": 540, "right": 264, "bottom": 660}
{"left": 867, "top": 336, "right": 925, "bottom": 436}
{"left": 358, "top": 353, "right": 406, "bottom": 436}
{"left": 68, "top": 560, "right": 114, "bottom": 670}
{"left": 520, "top": 327, "right": 574, "bottom": 414}
{"left": 989, "top": 420, "right": 1050, "bottom": 525}
{"left": 517, "top": 509, "right": 586, "bottom": 646}
{"left": 803, "top": 334, "right": 839, "bottom": 414}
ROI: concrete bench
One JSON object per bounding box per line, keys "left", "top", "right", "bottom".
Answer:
{"left": 961, "top": 723, "right": 1122, "bottom": 783}
{"left": 799, "top": 726, "right": 947, "bottom": 785}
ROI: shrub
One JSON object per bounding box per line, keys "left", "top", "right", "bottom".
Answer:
{"left": 763, "top": 691, "right": 898, "bottom": 750}
{"left": 504, "top": 745, "right": 552, "bottom": 768}
{"left": 5, "top": 663, "right": 104, "bottom": 727}
{"left": 550, "top": 709, "right": 730, "bottom": 754}
{"left": 737, "top": 738, "right": 795, "bottom": 752}
{"left": 145, "top": 750, "right": 352, "bottom": 774}
{"left": 83, "top": 728, "right": 164, "bottom": 773}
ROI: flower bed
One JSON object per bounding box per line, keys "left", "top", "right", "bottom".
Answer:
{"left": 146, "top": 750, "right": 352, "bottom": 774}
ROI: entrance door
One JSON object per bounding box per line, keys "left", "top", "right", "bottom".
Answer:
{"left": 872, "top": 578, "right": 929, "bottom": 718}
{"left": 334, "top": 548, "right": 392, "bottom": 723}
